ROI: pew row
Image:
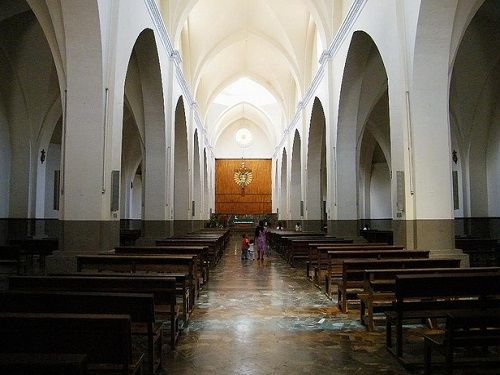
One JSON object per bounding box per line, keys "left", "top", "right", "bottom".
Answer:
{"left": 0, "top": 312, "right": 144, "bottom": 375}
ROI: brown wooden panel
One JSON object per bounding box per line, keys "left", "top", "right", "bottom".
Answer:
{"left": 215, "top": 159, "right": 272, "bottom": 214}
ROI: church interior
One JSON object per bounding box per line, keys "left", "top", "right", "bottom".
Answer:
{"left": 0, "top": 0, "right": 499, "bottom": 374}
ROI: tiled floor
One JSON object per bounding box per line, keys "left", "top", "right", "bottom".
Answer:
{"left": 161, "top": 235, "right": 410, "bottom": 375}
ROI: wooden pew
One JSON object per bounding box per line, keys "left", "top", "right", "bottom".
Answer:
{"left": 285, "top": 237, "right": 352, "bottom": 267}
{"left": 321, "top": 248, "right": 422, "bottom": 291}
{"left": 267, "top": 231, "right": 325, "bottom": 256}
{"left": 53, "top": 271, "right": 193, "bottom": 325}
{"left": 0, "top": 244, "right": 22, "bottom": 275}
{"left": 9, "top": 237, "right": 58, "bottom": 274}
{"left": 114, "top": 245, "right": 209, "bottom": 284}
{"left": 0, "top": 352, "right": 88, "bottom": 375}
{"left": 0, "top": 312, "right": 144, "bottom": 375}
{"left": 0, "top": 290, "right": 162, "bottom": 374}
{"left": 455, "top": 238, "right": 498, "bottom": 267}
{"left": 423, "top": 309, "right": 500, "bottom": 374}
{"left": 8, "top": 275, "right": 180, "bottom": 350}
{"left": 307, "top": 242, "right": 387, "bottom": 280}
{"left": 278, "top": 234, "right": 326, "bottom": 259}
{"left": 327, "top": 249, "right": 429, "bottom": 280}
{"left": 155, "top": 238, "right": 221, "bottom": 266}
{"left": 385, "top": 272, "right": 500, "bottom": 358}
{"left": 331, "top": 258, "right": 462, "bottom": 312}
{"left": 77, "top": 254, "right": 199, "bottom": 303}
{"left": 359, "top": 267, "right": 500, "bottom": 331}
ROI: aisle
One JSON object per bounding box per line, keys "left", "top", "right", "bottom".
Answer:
{"left": 163, "top": 233, "right": 407, "bottom": 375}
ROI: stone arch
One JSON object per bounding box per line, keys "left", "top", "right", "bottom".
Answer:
{"left": 337, "top": 31, "right": 389, "bottom": 228}
{"left": 449, "top": 0, "right": 500, "bottom": 236}
{"left": 203, "top": 148, "right": 210, "bottom": 218}
{"left": 192, "top": 130, "right": 201, "bottom": 218}
{"left": 120, "top": 100, "right": 144, "bottom": 220}
{"left": 0, "top": 1, "right": 63, "bottom": 219}
{"left": 306, "top": 97, "right": 326, "bottom": 221}
{"left": 174, "top": 96, "right": 189, "bottom": 220}
{"left": 35, "top": 96, "right": 63, "bottom": 219}
{"left": 290, "top": 130, "right": 302, "bottom": 220}
{"left": 123, "top": 28, "right": 166, "bottom": 221}
{"left": 279, "top": 148, "right": 288, "bottom": 220}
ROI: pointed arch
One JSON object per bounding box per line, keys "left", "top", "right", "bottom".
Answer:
{"left": 174, "top": 96, "right": 189, "bottom": 220}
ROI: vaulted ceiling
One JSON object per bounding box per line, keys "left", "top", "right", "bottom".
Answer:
{"left": 160, "top": 0, "right": 340, "bottom": 150}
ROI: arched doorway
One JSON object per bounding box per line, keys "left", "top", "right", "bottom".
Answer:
{"left": 290, "top": 130, "right": 302, "bottom": 220}
{"left": 337, "top": 31, "right": 390, "bottom": 235}
{"left": 306, "top": 98, "right": 326, "bottom": 224}
{"left": 203, "top": 148, "right": 210, "bottom": 218}
{"left": 0, "top": 0, "right": 63, "bottom": 236}
{"left": 120, "top": 101, "right": 143, "bottom": 220}
{"left": 279, "top": 148, "right": 288, "bottom": 220}
{"left": 449, "top": 0, "right": 500, "bottom": 237}
{"left": 174, "top": 97, "right": 189, "bottom": 220}
{"left": 192, "top": 130, "right": 201, "bottom": 219}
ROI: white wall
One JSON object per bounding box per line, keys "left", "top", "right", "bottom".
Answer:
{"left": 214, "top": 120, "right": 273, "bottom": 159}
{"left": 369, "top": 162, "right": 391, "bottom": 219}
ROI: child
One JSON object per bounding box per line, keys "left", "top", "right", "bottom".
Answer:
{"left": 241, "top": 233, "right": 249, "bottom": 260}
{"left": 248, "top": 239, "right": 255, "bottom": 260}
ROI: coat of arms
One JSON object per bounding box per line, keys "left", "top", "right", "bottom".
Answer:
{"left": 234, "top": 161, "right": 253, "bottom": 189}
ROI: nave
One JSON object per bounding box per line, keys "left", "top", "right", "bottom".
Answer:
{"left": 163, "top": 232, "right": 405, "bottom": 375}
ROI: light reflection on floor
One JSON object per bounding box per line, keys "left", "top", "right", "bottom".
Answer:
{"left": 161, "top": 233, "right": 409, "bottom": 375}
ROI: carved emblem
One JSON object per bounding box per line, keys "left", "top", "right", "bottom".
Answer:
{"left": 234, "top": 161, "right": 253, "bottom": 188}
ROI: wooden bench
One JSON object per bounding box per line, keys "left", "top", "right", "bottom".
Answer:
{"left": 0, "top": 290, "right": 162, "bottom": 374}
{"left": 307, "top": 242, "right": 387, "bottom": 280}
{"left": 8, "top": 275, "right": 180, "bottom": 350}
{"left": 385, "top": 272, "right": 500, "bottom": 358}
{"left": 77, "top": 254, "right": 199, "bottom": 303}
{"left": 330, "top": 258, "right": 462, "bottom": 312}
{"left": 267, "top": 231, "right": 325, "bottom": 256}
{"left": 456, "top": 238, "right": 498, "bottom": 267}
{"left": 0, "top": 244, "right": 22, "bottom": 275}
{"left": 155, "top": 238, "right": 221, "bottom": 266}
{"left": 284, "top": 237, "right": 352, "bottom": 268}
{"left": 0, "top": 352, "right": 88, "bottom": 375}
{"left": 53, "top": 271, "right": 193, "bottom": 325}
{"left": 9, "top": 237, "right": 58, "bottom": 274}
{"left": 114, "top": 245, "right": 209, "bottom": 284}
{"left": 0, "top": 312, "right": 143, "bottom": 375}
{"left": 359, "top": 267, "right": 500, "bottom": 331}
{"left": 324, "top": 249, "right": 429, "bottom": 295}
{"left": 423, "top": 309, "right": 500, "bottom": 374}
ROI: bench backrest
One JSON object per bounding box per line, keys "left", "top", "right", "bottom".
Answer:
{"left": 8, "top": 275, "right": 176, "bottom": 305}
{"left": 343, "top": 258, "right": 462, "bottom": 282}
{"left": 395, "top": 272, "right": 500, "bottom": 301}
{"left": 328, "top": 250, "right": 428, "bottom": 260}
{"left": 366, "top": 266, "right": 500, "bottom": 281}
{"left": 0, "top": 313, "right": 132, "bottom": 369}
{"left": 76, "top": 254, "right": 196, "bottom": 274}
{"left": 0, "top": 290, "right": 155, "bottom": 323}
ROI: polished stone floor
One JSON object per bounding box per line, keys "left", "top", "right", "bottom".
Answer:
{"left": 161, "top": 234, "right": 410, "bottom": 375}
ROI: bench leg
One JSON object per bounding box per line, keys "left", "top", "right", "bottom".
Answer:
{"left": 396, "top": 320, "right": 403, "bottom": 357}
{"left": 424, "top": 339, "right": 432, "bottom": 375}
{"left": 341, "top": 287, "right": 348, "bottom": 313}
{"left": 367, "top": 301, "right": 374, "bottom": 331}
{"left": 446, "top": 345, "right": 453, "bottom": 375}
{"left": 386, "top": 319, "right": 392, "bottom": 348}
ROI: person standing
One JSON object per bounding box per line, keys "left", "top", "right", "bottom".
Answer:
{"left": 254, "top": 220, "right": 267, "bottom": 261}
{"left": 241, "top": 233, "right": 249, "bottom": 260}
